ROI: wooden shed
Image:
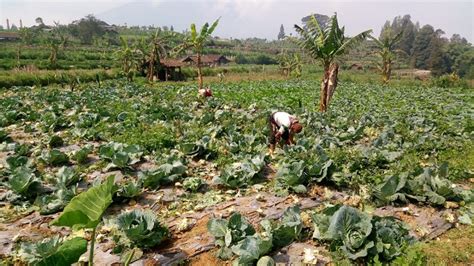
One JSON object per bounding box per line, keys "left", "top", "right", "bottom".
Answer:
{"left": 0, "top": 32, "right": 20, "bottom": 41}
{"left": 182, "top": 54, "right": 230, "bottom": 67}
{"left": 158, "top": 58, "right": 185, "bottom": 81}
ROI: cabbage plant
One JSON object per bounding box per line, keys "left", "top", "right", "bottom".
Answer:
{"left": 114, "top": 209, "right": 169, "bottom": 250}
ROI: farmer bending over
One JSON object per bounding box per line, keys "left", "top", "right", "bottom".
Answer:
{"left": 198, "top": 86, "right": 213, "bottom": 98}
{"left": 268, "top": 111, "right": 303, "bottom": 154}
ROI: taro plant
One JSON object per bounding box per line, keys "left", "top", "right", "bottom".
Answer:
{"left": 51, "top": 175, "right": 115, "bottom": 266}
{"left": 294, "top": 14, "right": 371, "bottom": 111}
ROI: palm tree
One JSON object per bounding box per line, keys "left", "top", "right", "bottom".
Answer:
{"left": 294, "top": 14, "right": 371, "bottom": 112}
{"left": 369, "top": 30, "right": 404, "bottom": 84}
{"left": 176, "top": 18, "right": 219, "bottom": 90}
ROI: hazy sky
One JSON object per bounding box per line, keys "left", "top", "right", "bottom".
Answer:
{"left": 1, "top": 0, "right": 472, "bottom": 42}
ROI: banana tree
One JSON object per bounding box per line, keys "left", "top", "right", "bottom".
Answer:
{"left": 144, "top": 29, "right": 173, "bottom": 82}
{"left": 369, "top": 30, "right": 404, "bottom": 84}
{"left": 44, "top": 23, "right": 69, "bottom": 68}
{"left": 294, "top": 14, "right": 371, "bottom": 112}
{"left": 176, "top": 18, "right": 219, "bottom": 90}
{"left": 115, "top": 37, "right": 142, "bottom": 82}
{"left": 17, "top": 28, "right": 34, "bottom": 67}
{"left": 278, "top": 52, "right": 302, "bottom": 78}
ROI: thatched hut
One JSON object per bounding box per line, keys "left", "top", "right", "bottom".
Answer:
{"left": 158, "top": 59, "right": 185, "bottom": 81}
{"left": 182, "top": 54, "right": 230, "bottom": 67}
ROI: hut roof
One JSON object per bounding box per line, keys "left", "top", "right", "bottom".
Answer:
{"left": 0, "top": 32, "right": 20, "bottom": 39}
{"left": 182, "top": 54, "right": 229, "bottom": 64}
{"left": 161, "top": 58, "right": 184, "bottom": 67}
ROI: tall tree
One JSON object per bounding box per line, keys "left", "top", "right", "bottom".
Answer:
{"left": 370, "top": 29, "right": 404, "bottom": 83}
{"left": 450, "top": 34, "right": 468, "bottom": 45}
{"left": 395, "top": 15, "right": 417, "bottom": 55}
{"left": 411, "top": 24, "right": 434, "bottom": 69}
{"left": 278, "top": 24, "right": 286, "bottom": 40}
{"left": 70, "top": 15, "right": 108, "bottom": 45}
{"left": 176, "top": 18, "right": 220, "bottom": 90}
{"left": 381, "top": 15, "right": 417, "bottom": 56}
{"left": 301, "top": 13, "right": 330, "bottom": 29}
{"left": 428, "top": 29, "right": 450, "bottom": 76}
{"left": 446, "top": 34, "right": 473, "bottom": 78}
{"left": 294, "top": 14, "right": 371, "bottom": 112}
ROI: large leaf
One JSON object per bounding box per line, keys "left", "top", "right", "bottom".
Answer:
{"left": 51, "top": 175, "right": 115, "bottom": 230}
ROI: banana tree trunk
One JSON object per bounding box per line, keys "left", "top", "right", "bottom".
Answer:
{"left": 50, "top": 47, "right": 57, "bottom": 66}
{"left": 320, "top": 63, "right": 339, "bottom": 112}
{"left": 197, "top": 53, "right": 203, "bottom": 90}
{"left": 147, "top": 55, "right": 155, "bottom": 82}
{"left": 386, "top": 59, "right": 392, "bottom": 83}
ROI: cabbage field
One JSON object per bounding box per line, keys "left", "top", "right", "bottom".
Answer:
{"left": 0, "top": 80, "right": 473, "bottom": 265}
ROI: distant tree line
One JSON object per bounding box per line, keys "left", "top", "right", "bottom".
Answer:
{"left": 379, "top": 15, "right": 472, "bottom": 77}
{"left": 279, "top": 14, "right": 472, "bottom": 78}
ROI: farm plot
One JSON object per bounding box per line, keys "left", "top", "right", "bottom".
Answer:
{"left": 0, "top": 79, "right": 473, "bottom": 265}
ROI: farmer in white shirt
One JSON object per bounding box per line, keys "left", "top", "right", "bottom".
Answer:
{"left": 268, "top": 111, "right": 303, "bottom": 154}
